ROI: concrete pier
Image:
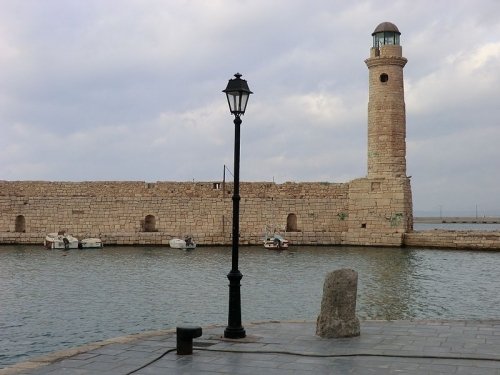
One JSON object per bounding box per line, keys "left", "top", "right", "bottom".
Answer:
{"left": 2, "top": 320, "right": 500, "bottom": 374}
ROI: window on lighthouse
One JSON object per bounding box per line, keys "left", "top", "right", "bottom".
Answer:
{"left": 373, "top": 32, "right": 400, "bottom": 48}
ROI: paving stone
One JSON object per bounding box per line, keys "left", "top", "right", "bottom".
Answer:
{"left": 277, "top": 361, "right": 317, "bottom": 371}
{"left": 245, "top": 359, "right": 284, "bottom": 368}
{"left": 214, "top": 365, "right": 259, "bottom": 374}
{"left": 80, "top": 360, "right": 122, "bottom": 371}
{"left": 455, "top": 366, "right": 500, "bottom": 375}
{"left": 417, "top": 363, "right": 458, "bottom": 373}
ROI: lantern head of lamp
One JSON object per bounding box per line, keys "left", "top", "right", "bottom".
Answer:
{"left": 223, "top": 73, "right": 253, "bottom": 116}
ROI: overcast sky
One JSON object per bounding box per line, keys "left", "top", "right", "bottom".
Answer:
{"left": 1, "top": 0, "right": 499, "bottom": 216}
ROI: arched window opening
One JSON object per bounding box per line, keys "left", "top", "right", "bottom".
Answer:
{"left": 15, "top": 215, "right": 26, "bottom": 233}
{"left": 144, "top": 215, "right": 156, "bottom": 232}
{"left": 286, "top": 213, "right": 298, "bottom": 232}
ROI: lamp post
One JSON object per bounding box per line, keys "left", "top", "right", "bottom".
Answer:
{"left": 223, "top": 73, "right": 253, "bottom": 339}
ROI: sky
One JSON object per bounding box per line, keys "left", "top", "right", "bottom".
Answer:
{"left": 1, "top": 0, "right": 500, "bottom": 216}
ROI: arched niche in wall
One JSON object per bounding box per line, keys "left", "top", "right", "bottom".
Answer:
{"left": 15, "top": 215, "right": 26, "bottom": 233}
{"left": 143, "top": 215, "right": 156, "bottom": 232}
{"left": 286, "top": 213, "right": 298, "bottom": 232}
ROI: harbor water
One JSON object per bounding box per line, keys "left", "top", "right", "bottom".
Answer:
{"left": 1, "top": 240, "right": 500, "bottom": 368}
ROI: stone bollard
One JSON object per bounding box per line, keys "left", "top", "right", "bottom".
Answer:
{"left": 316, "top": 269, "right": 360, "bottom": 338}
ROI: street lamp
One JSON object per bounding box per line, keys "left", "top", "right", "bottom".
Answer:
{"left": 223, "top": 73, "right": 253, "bottom": 339}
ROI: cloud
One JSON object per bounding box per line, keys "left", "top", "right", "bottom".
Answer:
{"left": 407, "top": 42, "right": 500, "bottom": 118}
{"left": 0, "top": 0, "right": 500, "bottom": 213}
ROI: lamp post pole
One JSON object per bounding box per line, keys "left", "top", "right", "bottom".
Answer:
{"left": 223, "top": 73, "right": 252, "bottom": 339}
{"left": 225, "top": 113, "right": 245, "bottom": 339}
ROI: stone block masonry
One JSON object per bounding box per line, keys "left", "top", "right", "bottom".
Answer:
{"left": 0, "top": 180, "right": 355, "bottom": 246}
{"left": 342, "top": 177, "right": 413, "bottom": 246}
{"left": 365, "top": 44, "right": 408, "bottom": 180}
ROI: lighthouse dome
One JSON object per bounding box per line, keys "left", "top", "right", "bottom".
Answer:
{"left": 372, "top": 22, "right": 400, "bottom": 35}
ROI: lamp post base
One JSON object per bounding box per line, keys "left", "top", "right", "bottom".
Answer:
{"left": 224, "top": 326, "right": 246, "bottom": 339}
{"left": 224, "top": 270, "right": 246, "bottom": 339}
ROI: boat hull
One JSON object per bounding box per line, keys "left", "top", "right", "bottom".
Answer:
{"left": 264, "top": 240, "right": 289, "bottom": 250}
{"left": 80, "top": 238, "right": 103, "bottom": 249}
{"left": 44, "top": 233, "right": 79, "bottom": 250}
{"left": 169, "top": 238, "right": 196, "bottom": 249}
{"left": 263, "top": 232, "right": 289, "bottom": 250}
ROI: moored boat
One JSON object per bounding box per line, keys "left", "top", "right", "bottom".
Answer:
{"left": 80, "top": 238, "right": 103, "bottom": 249}
{"left": 169, "top": 236, "right": 196, "bottom": 249}
{"left": 263, "top": 233, "right": 289, "bottom": 250}
{"left": 44, "top": 232, "right": 79, "bottom": 250}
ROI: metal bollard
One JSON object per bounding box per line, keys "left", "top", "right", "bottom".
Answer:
{"left": 176, "top": 326, "right": 202, "bottom": 355}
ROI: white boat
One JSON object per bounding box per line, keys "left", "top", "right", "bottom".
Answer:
{"left": 80, "top": 238, "right": 103, "bottom": 249}
{"left": 169, "top": 236, "right": 196, "bottom": 249}
{"left": 263, "top": 233, "right": 289, "bottom": 250}
{"left": 44, "top": 232, "right": 79, "bottom": 250}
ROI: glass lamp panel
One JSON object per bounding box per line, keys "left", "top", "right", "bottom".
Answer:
{"left": 384, "top": 32, "right": 390, "bottom": 45}
{"left": 240, "top": 93, "right": 249, "bottom": 113}
{"left": 387, "top": 32, "right": 396, "bottom": 45}
{"left": 226, "top": 92, "right": 238, "bottom": 113}
{"left": 374, "top": 33, "right": 383, "bottom": 48}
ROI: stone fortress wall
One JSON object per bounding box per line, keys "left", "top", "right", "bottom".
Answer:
{"left": 1, "top": 179, "right": 498, "bottom": 249}
{"left": 0, "top": 177, "right": 413, "bottom": 247}
{"left": 0, "top": 180, "right": 352, "bottom": 246}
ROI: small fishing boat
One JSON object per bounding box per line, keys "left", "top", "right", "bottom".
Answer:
{"left": 44, "top": 232, "right": 79, "bottom": 250}
{"left": 263, "top": 233, "right": 289, "bottom": 250}
{"left": 80, "top": 238, "right": 103, "bottom": 249}
{"left": 169, "top": 236, "right": 196, "bottom": 249}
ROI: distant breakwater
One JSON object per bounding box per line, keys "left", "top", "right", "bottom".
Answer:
{"left": 414, "top": 217, "right": 500, "bottom": 224}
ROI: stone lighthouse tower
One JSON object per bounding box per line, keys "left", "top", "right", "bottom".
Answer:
{"left": 365, "top": 22, "right": 407, "bottom": 179}
{"left": 344, "top": 22, "right": 413, "bottom": 247}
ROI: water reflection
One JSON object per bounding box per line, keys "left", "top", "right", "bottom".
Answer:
{"left": 0, "top": 245, "right": 499, "bottom": 368}
{"left": 354, "top": 248, "right": 421, "bottom": 320}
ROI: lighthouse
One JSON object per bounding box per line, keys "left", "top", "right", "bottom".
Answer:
{"left": 345, "top": 22, "right": 413, "bottom": 247}
{"left": 365, "top": 22, "right": 408, "bottom": 179}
